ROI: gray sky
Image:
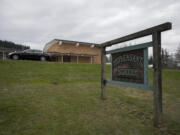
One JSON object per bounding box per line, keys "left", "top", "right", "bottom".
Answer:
{"left": 0, "top": 0, "right": 180, "bottom": 53}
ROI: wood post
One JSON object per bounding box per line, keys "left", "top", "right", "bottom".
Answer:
{"left": 77, "top": 56, "right": 79, "bottom": 63}
{"left": 91, "top": 56, "right": 93, "bottom": 64}
{"left": 61, "top": 55, "right": 63, "bottom": 63}
{"left": 101, "top": 47, "right": 106, "bottom": 99}
{"left": 3, "top": 51, "right": 5, "bottom": 60}
{"left": 153, "top": 31, "right": 162, "bottom": 127}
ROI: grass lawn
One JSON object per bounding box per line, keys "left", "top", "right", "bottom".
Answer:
{"left": 0, "top": 60, "right": 180, "bottom": 135}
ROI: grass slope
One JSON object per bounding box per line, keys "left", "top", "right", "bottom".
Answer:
{"left": 0, "top": 60, "right": 180, "bottom": 135}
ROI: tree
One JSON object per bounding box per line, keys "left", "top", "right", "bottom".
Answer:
{"left": 149, "top": 56, "right": 153, "bottom": 65}
{"left": 167, "top": 54, "right": 177, "bottom": 68}
{"left": 149, "top": 48, "right": 176, "bottom": 68}
{"left": 175, "top": 44, "right": 180, "bottom": 63}
{"left": 161, "top": 48, "right": 169, "bottom": 68}
{"left": 0, "top": 40, "right": 30, "bottom": 50}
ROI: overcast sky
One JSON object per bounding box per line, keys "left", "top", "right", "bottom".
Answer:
{"left": 0, "top": 0, "right": 179, "bottom": 53}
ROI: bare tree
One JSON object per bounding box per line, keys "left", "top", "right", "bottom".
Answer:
{"left": 175, "top": 43, "right": 180, "bottom": 63}
{"left": 161, "top": 48, "right": 169, "bottom": 68}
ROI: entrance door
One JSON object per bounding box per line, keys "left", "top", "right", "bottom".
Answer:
{"left": 63, "top": 56, "right": 71, "bottom": 62}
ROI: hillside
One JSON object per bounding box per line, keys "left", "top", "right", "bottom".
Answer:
{"left": 0, "top": 60, "right": 179, "bottom": 135}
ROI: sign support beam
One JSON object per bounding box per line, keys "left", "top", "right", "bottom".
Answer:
{"left": 101, "top": 22, "right": 171, "bottom": 47}
{"left": 101, "top": 46, "right": 106, "bottom": 100}
{"left": 153, "top": 31, "right": 162, "bottom": 126}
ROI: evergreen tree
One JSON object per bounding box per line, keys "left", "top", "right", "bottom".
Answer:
{"left": 0, "top": 40, "right": 30, "bottom": 50}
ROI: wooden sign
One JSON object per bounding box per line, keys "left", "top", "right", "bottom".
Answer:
{"left": 112, "top": 49, "right": 144, "bottom": 84}
{"left": 106, "top": 42, "right": 153, "bottom": 90}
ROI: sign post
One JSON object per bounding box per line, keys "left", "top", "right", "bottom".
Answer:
{"left": 153, "top": 31, "right": 162, "bottom": 126}
{"left": 101, "top": 46, "right": 106, "bottom": 100}
{"left": 100, "top": 22, "right": 172, "bottom": 127}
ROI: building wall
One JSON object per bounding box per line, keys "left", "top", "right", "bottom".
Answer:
{"left": 71, "top": 56, "right": 77, "bottom": 63}
{"left": 46, "top": 42, "right": 101, "bottom": 64}
{"left": 52, "top": 56, "right": 93, "bottom": 64}
{"left": 70, "top": 56, "right": 91, "bottom": 63}
{"left": 78, "top": 56, "right": 91, "bottom": 63}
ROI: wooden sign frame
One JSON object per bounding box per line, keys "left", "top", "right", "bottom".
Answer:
{"left": 100, "top": 22, "right": 172, "bottom": 127}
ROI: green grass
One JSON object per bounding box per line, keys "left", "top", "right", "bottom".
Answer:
{"left": 0, "top": 60, "right": 180, "bottom": 135}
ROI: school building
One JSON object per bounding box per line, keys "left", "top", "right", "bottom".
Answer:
{"left": 43, "top": 39, "right": 101, "bottom": 64}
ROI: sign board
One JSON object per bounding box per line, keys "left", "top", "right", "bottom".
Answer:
{"left": 112, "top": 49, "right": 144, "bottom": 84}
{"left": 106, "top": 42, "right": 153, "bottom": 90}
